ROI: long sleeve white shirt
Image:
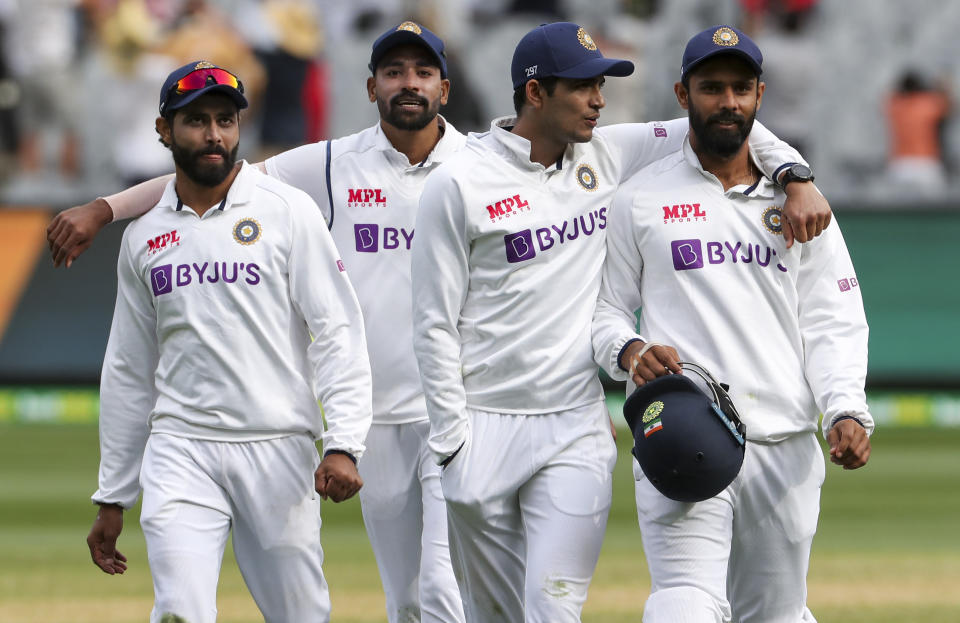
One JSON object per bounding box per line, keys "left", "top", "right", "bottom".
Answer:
{"left": 93, "top": 162, "right": 372, "bottom": 508}
{"left": 412, "top": 117, "right": 807, "bottom": 461}
{"left": 592, "top": 137, "right": 872, "bottom": 442}
{"left": 265, "top": 118, "right": 467, "bottom": 424}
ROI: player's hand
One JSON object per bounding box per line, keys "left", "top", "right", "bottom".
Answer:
{"left": 87, "top": 503, "right": 128, "bottom": 575}
{"left": 781, "top": 181, "right": 831, "bottom": 248}
{"left": 314, "top": 453, "right": 363, "bottom": 502}
{"left": 827, "top": 419, "right": 871, "bottom": 470}
{"left": 620, "top": 341, "right": 682, "bottom": 387}
{"left": 46, "top": 198, "right": 113, "bottom": 268}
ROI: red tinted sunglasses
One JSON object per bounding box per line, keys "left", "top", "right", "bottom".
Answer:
{"left": 174, "top": 67, "right": 243, "bottom": 94}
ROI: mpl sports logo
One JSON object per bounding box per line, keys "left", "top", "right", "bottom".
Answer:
{"left": 663, "top": 203, "right": 706, "bottom": 224}
{"left": 486, "top": 193, "right": 531, "bottom": 222}
{"left": 151, "top": 261, "right": 261, "bottom": 296}
{"left": 504, "top": 207, "right": 607, "bottom": 263}
{"left": 347, "top": 188, "right": 387, "bottom": 207}
{"left": 354, "top": 224, "right": 414, "bottom": 253}
{"left": 670, "top": 238, "right": 787, "bottom": 273}
{"left": 146, "top": 229, "right": 181, "bottom": 255}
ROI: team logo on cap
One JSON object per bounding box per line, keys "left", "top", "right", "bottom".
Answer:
{"left": 577, "top": 27, "right": 597, "bottom": 51}
{"left": 642, "top": 401, "right": 664, "bottom": 424}
{"left": 233, "top": 218, "right": 262, "bottom": 245}
{"left": 576, "top": 164, "right": 599, "bottom": 191}
{"left": 713, "top": 27, "right": 739, "bottom": 47}
{"left": 642, "top": 401, "right": 665, "bottom": 437}
{"left": 194, "top": 60, "right": 216, "bottom": 70}
{"left": 397, "top": 21, "right": 422, "bottom": 35}
{"left": 762, "top": 206, "right": 783, "bottom": 235}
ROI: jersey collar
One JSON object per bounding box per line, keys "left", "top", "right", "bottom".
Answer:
{"left": 682, "top": 136, "right": 776, "bottom": 198}
{"left": 158, "top": 160, "right": 257, "bottom": 215}
{"left": 487, "top": 116, "right": 573, "bottom": 174}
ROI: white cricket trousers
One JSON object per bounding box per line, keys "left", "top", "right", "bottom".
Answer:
{"left": 440, "top": 401, "right": 617, "bottom": 623}
{"left": 357, "top": 421, "right": 465, "bottom": 623}
{"left": 637, "top": 432, "right": 824, "bottom": 623}
{"left": 139, "top": 433, "right": 330, "bottom": 623}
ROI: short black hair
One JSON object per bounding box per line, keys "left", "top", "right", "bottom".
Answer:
{"left": 513, "top": 76, "right": 559, "bottom": 116}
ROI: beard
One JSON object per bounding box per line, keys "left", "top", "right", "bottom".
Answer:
{"left": 170, "top": 138, "right": 239, "bottom": 187}
{"left": 688, "top": 98, "right": 756, "bottom": 159}
{"left": 377, "top": 89, "right": 440, "bottom": 131}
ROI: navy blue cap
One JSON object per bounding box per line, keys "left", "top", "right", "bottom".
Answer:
{"left": 681, "top": 25, "right": 763, "bottom": 80}
{"left": 159, "top": 61, "right": 248, "bottom": 116}
{"left": 369, "top": 21, "right": 447, "bottom": 78}
{"left": 511, "top": 22, "right": 634, "bottom": 90}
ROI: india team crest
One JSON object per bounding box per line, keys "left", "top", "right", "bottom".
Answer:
{"left": 762, "top": 206, "right": 783, "bottom": 235}
{"left": 576, "top": 164, "right": 599, "bottom": 191}
{"left": 397, "top": 21, "right": 423, "bottom": 35}
{"left": 642, "top": 401, "right": 664, "bottom": 423}
{"left": 642, "top": 401, "right": 665, "bottom": 437}
{"left": 577, "top": 27, "right": 597, "bottom": 51}
{"left": 233, "top": 218, "right": 262, "bottom": 245}
{"left": 713, "top": 27, "right": 739, "bottom": 47}
{"left": 194, "top": 60, "right": 216, "bottom": 70}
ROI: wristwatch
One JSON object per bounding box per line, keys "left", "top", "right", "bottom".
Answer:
{"left": 778, "top": 163, "right": 814, "bottom": 188}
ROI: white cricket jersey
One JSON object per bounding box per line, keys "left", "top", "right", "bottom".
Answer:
{"left": 412, "top": 116, "right": 806, "bottom": 459}
{"left": 593, "top": 137, "right": 873, "bottom": 442}
{"left": 94, "top": 162, "right": 373, "bottom": 508}
{"left": 265, "top": 118, "right": 467, "bottom": 425}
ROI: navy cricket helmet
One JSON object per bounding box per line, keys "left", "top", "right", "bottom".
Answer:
{"left": 624, "top": 362, "right": 746, "bottom": 503}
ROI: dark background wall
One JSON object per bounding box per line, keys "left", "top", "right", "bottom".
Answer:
{"left": 0, "top": 207, "right": 957, "bottom": 387}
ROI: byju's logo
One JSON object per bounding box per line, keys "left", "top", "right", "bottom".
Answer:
{"left": 504, "top": 230, "right": 536, "bottom": 263}
{"left": 150, "top": 262, "right": 261, "bottom": 296}
{"left": 671, "top": 238, "right": 788, "bottom": 273}
{"left": 151, "top": 265, "right": 174, "bottom": 295}
{"left": 354, "top": 224, "right": 414, "bottom": 253}
{"left": 671, "top": 239, "right": 704, "bottom": 270}
{"left": 503, "top": 208, "right": 607, "bottom": 264}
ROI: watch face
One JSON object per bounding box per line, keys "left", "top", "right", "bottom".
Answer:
{"left": 791, "top": 164, "right": 812, "bottom": 178}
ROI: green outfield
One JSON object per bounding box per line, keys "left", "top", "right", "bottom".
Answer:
{"left": 1, "top": 423, "right": 958, "bottom": 623}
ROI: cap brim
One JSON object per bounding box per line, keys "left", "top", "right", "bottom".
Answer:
{"left": 553, "top": 57, "right": 635, "bottom": 80}
{"left": 369, "top": 31, "right": 445, "bottom": 74}
{"left": 682, "top": 49, "right": 762, "bottom": 79}
{"left": 168, "top": 84, "right": 249, "bottom": 112}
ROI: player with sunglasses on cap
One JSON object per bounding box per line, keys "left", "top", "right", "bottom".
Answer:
{"left": 409, "top": 21, "right": 829, "bottom": 622}
{"left": 592, "top": 26, "right": 872, "bottom": 622}
{"left": 58, "top": 22, "right": 467, "bottom": 622}
{"left": 86, "top": 60, "right": 373, "bottom": 623}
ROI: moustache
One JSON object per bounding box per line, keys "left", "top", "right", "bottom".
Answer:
{"left": 706, "top": 113, "right": 745, "bottom": 127}
{"left": 390, "top": 91, "right": 429, "bottom": 108}
{"left": 196, "top": 146, "right": 229, "bottom": 159}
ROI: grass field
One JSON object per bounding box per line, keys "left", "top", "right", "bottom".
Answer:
{"left": 1, "top": 423, "right": 958, "bottom": 623}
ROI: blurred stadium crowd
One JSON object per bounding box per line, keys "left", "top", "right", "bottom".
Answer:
{"left": 0, "top": 0, "right": 957, "bottom": 207}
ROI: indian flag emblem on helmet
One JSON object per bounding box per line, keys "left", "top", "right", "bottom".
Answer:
{"left": 577, "top": 27, "right": 597, "bottom": 51}
{"left": 642, "top": 400, "right": 665, "bottom": 437}
{"left": 397, "top": 21, "right": 423, "bottom": 35}
{"left": 713, "top": 27, "right": 739, "bottom": 47}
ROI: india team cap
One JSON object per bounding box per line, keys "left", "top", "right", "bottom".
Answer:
{"left": 159, "top": 60, "right": 248, "bottom": 115}
{"left": 369, "top": 21, "right": 448, "bottom": 78}
{"left": 511, "top": 22, "right": 634, "bottom": 90}
{"left": 681, "top": 25, "right": 763, "bottom": 80}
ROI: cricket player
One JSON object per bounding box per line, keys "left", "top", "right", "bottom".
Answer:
{"left": 61, "top": 23, "right": 467, "bottom": 623}
{"left": 86, "top": 61, "right": 373, "bottom": 623}
{"left": 591, "top": 26, "right": 873, "bottom": 622}
{"left": 410, "top": 21, "right": 828, "bottom": 623}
